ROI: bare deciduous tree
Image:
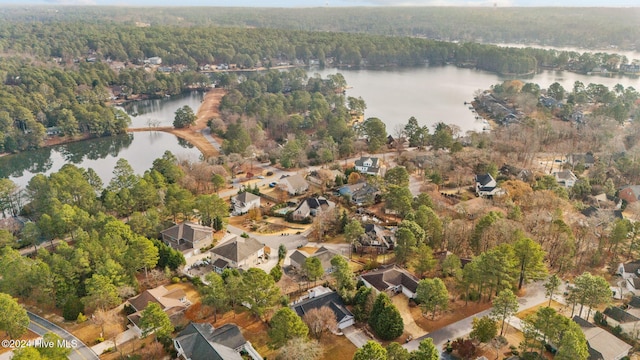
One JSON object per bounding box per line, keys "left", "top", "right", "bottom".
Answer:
{"left": 303, "top": 306, "right": 338, "bottom": 338}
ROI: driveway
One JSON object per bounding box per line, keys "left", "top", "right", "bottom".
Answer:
{"left": 343, "top": 325, "right": 372, "bottom": 348}
{"left": 91, "top": 327, "right": 138, "bottom": 355}
{"left": 391, "top": 295, "right": 427, "bottom": 338}
{"left": 28, "top": 312, "right": 99, "bottom": 360}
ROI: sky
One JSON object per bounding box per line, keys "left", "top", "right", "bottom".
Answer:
{"left": 0, "top": 0, "right": 638, "bottom": 6}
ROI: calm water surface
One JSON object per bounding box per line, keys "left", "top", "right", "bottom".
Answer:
{"left": 0, "top": 132, "right": 202, "bottom": 188}
{"left": 119, "top": 91, "right": 205, "bottom": 128}
{"left": 314, "top": 65, "right": 640, "bottom": 133}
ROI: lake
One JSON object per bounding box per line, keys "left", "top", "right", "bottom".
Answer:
{"left": 4, "top": 63, "right": 640, "bottom": 188}
{"left": 0, "top": 132, "right": 203, "bottom": 188}
{"left": 313, "top": 65, "right": 640, "bottom": 134}
{"left": 119, "top": 91, "right": 205, "bottom": 128}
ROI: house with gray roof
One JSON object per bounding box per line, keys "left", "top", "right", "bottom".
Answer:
{"left": 291, "top": 197, "right": 335, "bottom": 221}
{"left": 357, "top": 223, "right": 396, "bottom": 253}
{"left": 210, "top": 236, "right": 265, "bottom": 273}
{"left": 160, "top": 222, "right": 214, "bottom": 257}
{"left": 573, "top": 316, "right": 632, "bottom": 360}
{"left": 291, "top": 287, "right": 355, "bottom": 330}
{"left": 360, "top": 265, "right": 420, "bottom": 299}
{"left": 553, "top": 170, "right": 578, "bottom": 188}
{"left": 567, "top": 153, "right": 596, "bottom": 169}
{"left": 289, "top": 246, "right": 342, "bottom": 274}
{"left": 231, "top": 191, "right": 261, "bottom": 215}
{"left": 278, "top": 174, "right": 309, "bottom": 195}
{"left": 173, "top": 322, "right": 262, "bottom": 360}
{"left": 354, "top": 157, "right": 380, "bottom": 175}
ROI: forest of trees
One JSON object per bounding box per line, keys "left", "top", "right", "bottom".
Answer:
{"left": 1, "top": 6, "right": 639, "bottom": 51}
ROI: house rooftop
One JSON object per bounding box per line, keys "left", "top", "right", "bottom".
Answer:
{"left": 128, "top": 285, "right": 187, "bottom": 312}
{"left": 161, "top": 222, "right": 213, "bottom": 244}
{"left": 234, "top": 192, "right": 260, "bottom": 204}
{"left": 291, "top": 291, "right": 353, "bottom": 324}
{"left": 622, "top": 260, "right": 640, "bottom": 275}
{"left": 573, "top": 316, "right": 632, "bottom": 360}
{"left": 475, "top": 173, "right": 494, "bottom": 187}
{"left": 361, "top": 265, "right": 419, "bottom": 294}
{"left": 210, "top": 236, "right": 263, "bottom": 263}
{"left": 174, "top": 322, "right": 245, "bottom": 360}
{"left": 603, "top": 306, "right": 640, "bottom": 323}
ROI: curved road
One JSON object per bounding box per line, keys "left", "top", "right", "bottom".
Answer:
{"left": 28, "top": 312, "right": 98, "bottom": 360}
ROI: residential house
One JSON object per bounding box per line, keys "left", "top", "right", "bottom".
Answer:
{"left": 0, "top": 216, "right": 28, "bottom": 236}
{"left": 291, "top": 286, "right": 355, "bottom": 330}
{"left": 351, "top": 183, "right": 381, "bottom": 205}
{"left": 127, "top": 285, "right": 191, "bottom": 336}
{"left": 357, "top": 224, "right": 396, "bottom": 253}
{"left": 231, "top": 192, "right": 261, "bottom": 215}
{"left": 617, "top": 260, "right": 640, "bottom": 294}
{"left": 567, "top": 153, "right": 596, "bottom": 169}
{"left": 360, "top": 265, "right": 420, "bottom": 298}
{"left": 291, "top": 197, "right": 335, "bottom": 221}
{"left": 474, "top": 173, "right": 504, "bottom": 197}
{"left": 289, "top": 246, "right": 342, "bottom": 274}
{"left": 173, "top": 322, "right": 262, "bottom": 360}
{"left": 573, "top": 316, "right": 632, "bottom": 360}
{"left": 602, "top": 306, "right": 640, "bottom": 335}
{"left": 619, "top": 185, "right": 640, "bottom": 204}
{"left": 553, "top": 170, "right": 578, "bottom": 188}
{"left": 147, "top": 57, "right": 162, "bottom": 65}
{"left": 354, "top": 157, "right": 381, "bottom": 176}
{"left": 338, "top": 182, "right": 366, "bottom": 198}
{"left": 210, "top": 236, "right": 265, "bottom": 273}
{"left": 278, "top": 174, "right": 309, "bottom": 196}
{"left": 160, "top": 222, "right": 214, "bottom": 257}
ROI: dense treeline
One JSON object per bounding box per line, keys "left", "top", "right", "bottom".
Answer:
{"left": 0, "top": 151, "right": 229, "bottom": 319}
{"left": 1, "top": 6, "right": 639, "bottom": 51}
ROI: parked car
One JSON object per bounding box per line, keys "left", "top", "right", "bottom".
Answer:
{"left": 258, "top": 175, "right": 265, "bottom": 179}
{"left": 269, "top": 182, "right": 277, "bottom": 187}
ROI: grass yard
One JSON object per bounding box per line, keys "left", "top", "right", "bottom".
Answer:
{"left": 410, "top": 299, "right": 493, "bottom": 333}
{"left": 318, "top": 333, "right": 357, "bottom": 360}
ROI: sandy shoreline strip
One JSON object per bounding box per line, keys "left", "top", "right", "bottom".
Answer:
{"left": 127, "top": 88, "right": 226, "bottom": 159}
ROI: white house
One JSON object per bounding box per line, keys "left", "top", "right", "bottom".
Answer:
{"left": 553, "top": 170, "right": 578, "bottom": 188}
{"left": 231, "top": 192, "right": 261, "bottom": 215}
{"left": 147, "top": 56, "right": 162, "bottom": 65}
{"left": 617, "top": 260, "right": 640, "bottom": 294}
{"left": 278, "top": 174, "right": 309, "bottom": 195}
{"left": 474, "top": 173, "right": 504, "bottom": 197}
{"left": 354, "top": 157, "right": 381, "bottom": 175}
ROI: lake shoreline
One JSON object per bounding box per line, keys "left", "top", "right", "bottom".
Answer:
{"left": 125, "top": 88, "right": 225, "bottom": 159}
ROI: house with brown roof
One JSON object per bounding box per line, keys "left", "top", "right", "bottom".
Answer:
{"left": 357, "top": 223, "right": 396, "bottom": 253}
{"left": 160, "top": 222, "right": 214, "bottom": 257}
{"left": 278, "top": 174, "right": 309, "bottom": 195}
{"left": 360, "top": 265, "right": 420, "bottom": 299}
{"left": 210, "top": 236, "right": 265, "bottom": 273}
{"left": 173, "top": 322, "right": 262, "bottom": 360}
{"left": 619, "top": 185, "right": 640, "bottom": 204}
{"left": 127, "top": 285, "right": 191, "bottom": 336}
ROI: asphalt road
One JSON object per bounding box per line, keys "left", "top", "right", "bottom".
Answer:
{"left": 27, "top": 312, "right": 98, "bottom": 360}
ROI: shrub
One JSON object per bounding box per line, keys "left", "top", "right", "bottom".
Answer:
{"left": 95, "top": 337, "right": 105, "bottom": 344}
{"left": 76, "top": 312, "right": 88, "bottom": 323}
{"left": 270, "top": 265, "right": 283, "bottom": 282}
{"left": 171, "top": 276, "right": 181, "bottom": 283}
